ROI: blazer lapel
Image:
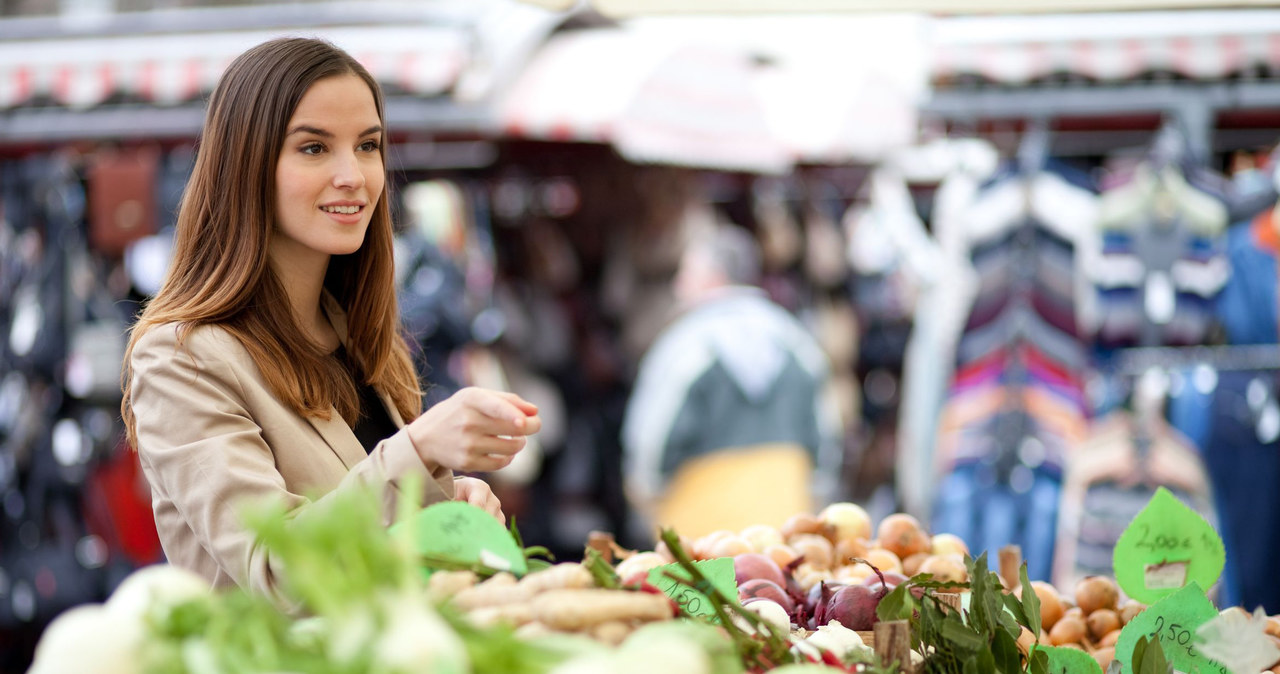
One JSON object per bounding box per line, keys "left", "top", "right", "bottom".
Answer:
{"left": 307, "top": 291, "right": 372, "bottom": 469}
{"left": 306, "top": 406, "right": 368, "bottom": 470}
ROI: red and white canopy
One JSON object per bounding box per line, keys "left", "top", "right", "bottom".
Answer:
{"left": 0, "top": 25, "right": 469, "bottom": 110}
{"left": 930, "top": 9, "right": 1280, "bottom": 85}
{"left": 499, "top": 27, "right": 792, "bottom": 174}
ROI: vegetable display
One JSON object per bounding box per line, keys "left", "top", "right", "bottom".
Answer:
{"left": 24, "top": 490, "right": 1280, "bottom": 674}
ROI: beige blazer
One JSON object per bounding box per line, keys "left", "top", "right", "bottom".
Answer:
{"left": 129, "top": 293, "right": 454, "bottom": 602}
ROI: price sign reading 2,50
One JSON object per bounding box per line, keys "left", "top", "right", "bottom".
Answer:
{"left": 658, "top": 576, "right": 703, "bottom": 615}
{"left": 1147, "top": 617, "right": 1228, "bottom": 674}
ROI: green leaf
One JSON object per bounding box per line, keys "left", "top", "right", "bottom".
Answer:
{"left": 1142, "top": 636, "right": 1170, "bottom": 674}
{"left": 1029, "top": 648, "right": 1050, "bottom": 674}
{"left": 974, "top": 645, "right": 997, "bottom": 674}
{"left": 991, "top": 627, "right": 1023, "bottom": 674}
{"left": 876, "top": 583, "right": 914, "bottom": 622}
{"left": 941, "top": 619, "right": 988, "bottom": 653}
{"left": 1132, "top": 634, "right": 1149, "bottom": 672}
{"left": 997, "top": 609, "right": 1020, "bottom": 638}
{"left": 1020, "top": 563, "right": 1041, "bottom": 639}
{"left": 1003, "top": 593, "right": 1030, "bottom": 630}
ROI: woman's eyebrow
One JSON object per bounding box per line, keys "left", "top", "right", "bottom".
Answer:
{"left": 286, "top": 124, "right": 382, "bottom": 138}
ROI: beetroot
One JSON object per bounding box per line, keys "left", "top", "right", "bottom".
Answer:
{"left": 738, "top": 578, "right": 796, "bottom": 613}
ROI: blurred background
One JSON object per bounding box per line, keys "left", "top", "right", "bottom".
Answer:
{"left": 3, "top": 0, "right": 1280, "bottom": 669}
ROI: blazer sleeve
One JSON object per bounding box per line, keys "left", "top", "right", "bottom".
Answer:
{"left": 130, "top": 324, "right": 451, "bottom": 605}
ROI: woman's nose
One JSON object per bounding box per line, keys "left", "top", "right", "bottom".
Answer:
{"left": 332, "top": 152, "right": 365, "bottom": 190}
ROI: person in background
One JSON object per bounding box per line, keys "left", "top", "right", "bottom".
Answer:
{"left": 621, "top": 220, "right": 842, "bottom": 541}
{"left": 119, "top": 38, "right": 540, "bottom": 604}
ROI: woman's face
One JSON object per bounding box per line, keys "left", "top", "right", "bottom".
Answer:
{"left": 271, "top": 73, "right": 384, "bottom": 270}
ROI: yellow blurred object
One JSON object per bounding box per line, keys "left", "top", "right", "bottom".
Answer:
{"left": 655, "top": 443, "right": 813, "bottom": 540}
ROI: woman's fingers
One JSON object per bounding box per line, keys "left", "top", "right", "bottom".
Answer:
{"left": 407, "top": 387, "right": 541, "bottom": 472}
{"left": 468, "top": 451, "right": 516, "bottom": 473}
{"left": 464, "top": 389, "right": 533, "bottom": 425}
{"left": 474, "top": 434, "right": 526, "bottom": 456}
{"left": 454, "top": 477, "right": 505, "bottom": 524}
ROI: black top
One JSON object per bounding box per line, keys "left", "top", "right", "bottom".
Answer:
{"left": 334, "top": 345, "right": 398, "bottom": 454}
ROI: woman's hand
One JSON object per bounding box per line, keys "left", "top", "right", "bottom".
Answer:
{"left": 406, "top": 387, "right": 541, "bottom": 473}
{"left": 453, "top": 476, "right": 504, "bottom": 524}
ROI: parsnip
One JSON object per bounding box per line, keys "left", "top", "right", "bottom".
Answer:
{"left": 427, "top": 570, "right": 478, "bottom": 602}
{"left": 532, "top": 589, "right": 674, "bottom": 631}
{"left": 452, "top": 572, "right": 532, "bottom": 610}
{"left": 517, "top": 563, "right": 593, "bottom": 594}
{"left": 468, "top": 603, "right": 536, "bottom": 628}
{"left": 590, "top": 620, "right": 633, "bottom": 646}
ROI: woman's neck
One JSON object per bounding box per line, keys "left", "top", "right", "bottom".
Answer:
{"left": 268, "top": 244, "right": 337, "bottom": 351}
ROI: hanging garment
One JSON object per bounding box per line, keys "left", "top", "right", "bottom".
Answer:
{"left": 1217, "top": 209, "right": 1280, "bottom": 345}
{"left": 930, "top": 162, "right": 1098, "bottom": 580}
{"left": 1091, "top": 163, "right": 1230, "bottom": 350}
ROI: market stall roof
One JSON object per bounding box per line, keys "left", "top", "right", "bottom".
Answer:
{"left": 519, "top": 0, "right": 1280, "bottom": 15}
{"left": 498, "top": 27, "right": 792, "bottom": 174}
{"left": 0, "top": 0, "right": 573, "bottom": 145}
{"left": 0, "top": 24, "right": 469, "bottom": 110}
{"left": 624, "top": 14, "right": 927, "bottom": 164}
{"left": 929, "top": 9, "right": 1280, "bottom": 85}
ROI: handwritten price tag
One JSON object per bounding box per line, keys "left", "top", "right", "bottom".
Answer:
{"left": 1033, "top": 645, "right": 1103, "bottom": 674}
{"left": 389, "top": 501, "right": 527, "bottom": 577}
{"left": 647, "top": 558, "right": 737, "bottom": 622}
{"left": 1112, "top": 487, "right": 1224, "bottom": 605}
{"left": 1115, "top": 583, "right": 1228, "bottom": 674}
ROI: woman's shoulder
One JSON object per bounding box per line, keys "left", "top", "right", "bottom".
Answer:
{"left": 133, "top": 321, "right": 253, "bottom": 365}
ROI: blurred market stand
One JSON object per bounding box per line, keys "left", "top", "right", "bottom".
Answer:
{"left": 5, "top": 0, "right": 1280, "bottom": 671}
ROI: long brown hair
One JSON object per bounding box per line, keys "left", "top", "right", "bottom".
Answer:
{"left": 122, "top": 37, "right": 422, "bottom": 448}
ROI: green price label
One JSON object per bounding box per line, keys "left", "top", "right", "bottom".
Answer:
{"left": 389, "top": 501, "right": 527, "bottom": 577}
{"left": 1033, "top": 645, "right": 1103, "bottom": 674}
{"left": 1114, "top": 583, "right": 1228, "bottom": 674}
{"left": 1112, "top": 487, "right": 1224, "bottom": 605}
{"left": 647, "top": 558, "right": 737, "bottom": 621}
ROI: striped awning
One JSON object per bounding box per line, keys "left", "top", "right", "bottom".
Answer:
{"left": 0, "top": 25, "right": 469, "bottom": 110}
{"left": 931, "top": 9, "right": 1280, "bottom": 85}
{"left": 499, "top": 28, "right": 792, "bottom": 174}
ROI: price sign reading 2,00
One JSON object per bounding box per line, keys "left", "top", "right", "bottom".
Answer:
{"left": 657, "top": 576, "right": 703, "bottom": 615}
{"left": 1134, "top": 524, "right": 1217, "bottom": 554}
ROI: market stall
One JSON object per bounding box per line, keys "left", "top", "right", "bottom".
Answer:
{"left": 24, "top": 485, "right": 1280, "bottom": 674}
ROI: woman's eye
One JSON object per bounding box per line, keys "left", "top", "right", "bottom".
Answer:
{"left": 359, "top": 140, "right": 381, "bottom": 152}
{"left": 301, "top": 143, "right": 325, "bottom": 155}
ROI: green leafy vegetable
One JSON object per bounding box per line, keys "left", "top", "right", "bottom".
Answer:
{"left": 876, "top": 554, "right": 1046, "bottom": 674}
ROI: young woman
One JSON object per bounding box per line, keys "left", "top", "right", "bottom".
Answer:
{"left": 120, "top": 38, "right": 540, "bottom": 601}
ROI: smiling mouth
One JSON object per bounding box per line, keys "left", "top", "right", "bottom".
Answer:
{"left": 320, "top": 205, "right": 363, "bottom": 215}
